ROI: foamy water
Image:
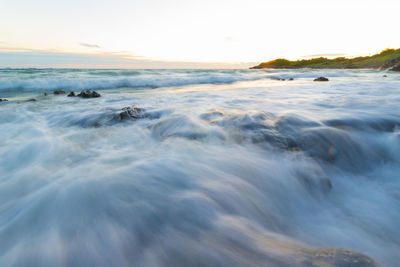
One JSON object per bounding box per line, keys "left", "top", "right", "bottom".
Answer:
{"left": 0, "top": 69, "right": 399, "bottom": 266}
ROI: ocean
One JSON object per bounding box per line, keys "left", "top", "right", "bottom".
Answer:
{"left": 0, "top": 68, "right": 399, "bottom": 266}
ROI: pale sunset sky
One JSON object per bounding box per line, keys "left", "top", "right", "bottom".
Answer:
{"left": 1, "top": 0, "right": 399, "bottom": 68}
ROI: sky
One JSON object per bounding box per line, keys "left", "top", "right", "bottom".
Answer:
{"left": 1, "top": 0, "right": 400, "bottom": 68}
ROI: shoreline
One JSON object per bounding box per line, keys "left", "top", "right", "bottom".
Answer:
{"left": 251, "top": 48, "right": 400, "bottom": 71}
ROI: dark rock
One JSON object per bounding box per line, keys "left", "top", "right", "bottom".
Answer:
{"left": 382, "top": 57, "right": 400, "bottom": 70}
{"left": 67, "top": 92, "right": 76, "bottom": 97}
{"left": 77, "top": 90, "right": 101, "bottom": 98}
{"left": 311, "top": 247, "right": 380, "bottom": 267}
{"left": 64, "top": 106, "right": 157, "bottom": 128}
{"left": 314, "top": 77, "right": 329, "bottom": 82}
{"left": 288, "top": 78, "right": 294, "bottom": 80}
{"left": 116, "top": 106, "right": 146, "bottom": 121}
{"left": 0, "top": 99, "right": 8, "bottom": 102}
{"left": 44, "top": 93, "right": 48, "bottom": 96}
{"left": 383, "top": 75, "right": 387, "bottom": 77}
{"left": 16, "top": 98, "right": 37, "bottom": 104}
{"left": 389, "top": 63, "right": 400, "bottom": 72}
{"left": 54, "top": 90, "right": 66, "bottom": 95}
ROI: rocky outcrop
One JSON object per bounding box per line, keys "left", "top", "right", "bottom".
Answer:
{"left": 53, "top": 90, "right": 66, "bottom": 95}
{"left": 67, "top": 92, "right": 76, "bottom": 97}
{"left": 77, "top": 90, "right": 101, "bottom": 98}
{"left": 0, "top": 99, "right": 8, "bottom": 102}
{"left": 250, "top": 48, "right": 400, "bottom": 70}
{"left": 381, "top": 57, "right": 400, "bottom": 70}
{"left": 389, "top": 63, "right": 400, "bottom": 72}
{"left": 314, "top": 77, "right": 329, "bottom": 82}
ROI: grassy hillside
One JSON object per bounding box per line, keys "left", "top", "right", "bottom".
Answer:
{"left": 251, "top": 49, "right": 400, "bottom": 71}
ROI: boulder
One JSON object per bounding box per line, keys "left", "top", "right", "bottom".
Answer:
{"left": 289, "top": 78, "right": 294, "bottom": 81}
{"left": 44, "top": 93, "right": 48, "bottom": 96}
{"left": 314, "top": 77, "right": 329, "bottom": 82}
{"left": 116, "top": 106, "right": 146, "bottom": 121}
{"left": 0, "top": 99, "right": 8, "bottom": 102}
{"left": 67, "top": 92, "right": 76, "bottom": 97}
{"left": 77, "top": 90, "right": 101, "bottom": 98}
{"left": 53, "top": 90, "right": 66, "bottom": 95}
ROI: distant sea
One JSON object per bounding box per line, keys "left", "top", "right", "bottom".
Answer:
{"left": 0, "top": 68, "right": 399, "bottom": 266}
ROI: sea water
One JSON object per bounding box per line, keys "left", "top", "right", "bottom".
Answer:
{"left": 0, "top": 69, "right": 399, "bottom": 266}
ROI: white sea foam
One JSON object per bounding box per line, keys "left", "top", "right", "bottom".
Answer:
{"left": 0, "top": 68, "right": 364, "bottom": 94}
{"left": 0, "top": 69, "right": 399, "bottom": 266}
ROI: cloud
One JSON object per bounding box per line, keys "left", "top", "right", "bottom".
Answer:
{"left": 0, "top": 45, "right": 33, "bottom": 52}
{"left": 0, "top": 50, "right": 255, "bottom": 69}
{"left": 79, "top": 43, "right": 101, "bottom": 48}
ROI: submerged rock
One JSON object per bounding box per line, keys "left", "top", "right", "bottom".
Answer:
{"left": 295, "top": 170, "right": 333, "bottom": 194}
{"left": 314, "top": 77, "right": 329, "bottom": 82}
{"left": 311, "top": 247, "right": 380, "bottom": 267}
{"left": 67, "top": 92, "right": 76, "bottom": 97}
{"left": 53, "top": 90, "right": 66, "bottom": 95}
{"left": 77, "top": 90, "right": 101, "bottom": 98}
{"left": 60, "top": 106, "right": 159, "bottom": 128}
{"left": 16, "top": 98, "right": 37, "bottom": 104}
{"left": 116, "top": 106, "right": 146, "bottom": 120}
{"left": 0, "top": 99, "right": 8, "bottom": 102}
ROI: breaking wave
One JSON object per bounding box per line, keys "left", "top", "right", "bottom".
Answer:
{"left": 0, "top": 68, "right": 365, "bottom": 94}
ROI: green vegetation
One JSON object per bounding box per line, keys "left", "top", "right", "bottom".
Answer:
{"left": 251, "top": 48, "right": 400, "bottom": 71}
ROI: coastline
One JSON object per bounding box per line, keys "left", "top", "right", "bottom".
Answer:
{"left": 251, "top": 48, "right": 400, "bottom": 71}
